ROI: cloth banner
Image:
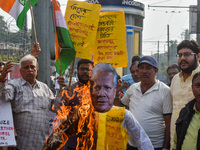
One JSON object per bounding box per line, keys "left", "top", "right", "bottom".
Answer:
{"left": 65, "top": 0, "right": 101, "bottom": 59}
{"left": 0, "top": 100, "right": 16, "bottom": 147}
{"left": 97, "top": 106, "right": 129, "bottom": 150}
{"left": 94, "top": 11, "right": 127, "bottom": 67}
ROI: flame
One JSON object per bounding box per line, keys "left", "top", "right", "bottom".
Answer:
{"left": 75, "top": 84, "right": 97, "bottom": 150}
{"left": 44, "top": 83, "right": 98, "bottom": 150}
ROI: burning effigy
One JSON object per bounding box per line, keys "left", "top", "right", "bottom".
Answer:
{"left": 42, "top": 63, "right": 154, "bottom": 150}
{"left": 42, "top": 84, "right": 98, "bottom": 150}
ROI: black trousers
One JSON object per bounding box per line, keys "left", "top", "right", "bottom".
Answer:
{"left": 127, "top": 143, "right": 162, "bottom": 150}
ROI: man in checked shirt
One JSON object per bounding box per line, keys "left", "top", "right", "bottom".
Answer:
{"left": 0, "top": 43, "right": 64, "bottom": 150}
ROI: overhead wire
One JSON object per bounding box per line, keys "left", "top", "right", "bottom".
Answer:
{"left": 157, "top": 0, "right": 183, "bottom": 40}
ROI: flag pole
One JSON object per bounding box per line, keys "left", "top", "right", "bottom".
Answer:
{"left": 28, "top": 0, "right": 38, "bottom": 43}
{"left": 59, "top": 58, "right": 63, "bottom": 95}
{"left": 68, "top": 57, "right": 76, "bottom": 89}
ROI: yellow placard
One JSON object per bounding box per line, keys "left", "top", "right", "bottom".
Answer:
{"left": 65, "top": 0, "right": 101, "bottom": 59}
{"left": 94, "top": 11, "right": 127, "bottom": 67}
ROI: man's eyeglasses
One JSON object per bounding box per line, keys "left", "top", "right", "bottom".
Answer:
{"left": 79, "top": 67, "right": 92, "bottom": 72}
{"left": 176, "top": 52, "right": 196, "bottom": 58}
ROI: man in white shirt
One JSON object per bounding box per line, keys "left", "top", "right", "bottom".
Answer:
{"left": 121, "top": 56, "right": 172, "bottom": 150}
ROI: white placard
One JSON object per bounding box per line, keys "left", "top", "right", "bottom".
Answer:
{"left": 0, "top": 100, "right": 16, "bottom": 147}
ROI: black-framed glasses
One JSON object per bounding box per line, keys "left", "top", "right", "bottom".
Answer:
{"left": 79, "top": 67, "right": 92, "bottom": 72}
{"left": 176, "top": 52, "right": 196, "bottom": 58}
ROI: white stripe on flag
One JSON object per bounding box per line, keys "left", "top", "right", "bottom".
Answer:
{"left": 55, "top": 10, "right": 68, "bottom": 29}
{"left": 9, "top": 0, "right": 24, "bottom": 20}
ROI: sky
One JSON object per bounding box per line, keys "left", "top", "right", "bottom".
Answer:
{"left": 137, "top": 0, "right": 197, "bottom": 55}
{"left": 0, "top": 0, "right": 198, "bottom": 55}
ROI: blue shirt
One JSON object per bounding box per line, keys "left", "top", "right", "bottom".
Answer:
{"left": 121, "top": 74, "right": 135, "bottom": 93}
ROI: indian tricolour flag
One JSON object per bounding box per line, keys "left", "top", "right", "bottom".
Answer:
{"left": 53, "top": 0, "right": 76, "bottom": 75}
{"left": 0, "top": 0, "right": 38, "bottom": 30}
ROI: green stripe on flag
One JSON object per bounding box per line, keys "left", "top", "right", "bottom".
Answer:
{"left": 56, "top": 27, "right": 76, "bottom": 75}
{"left": 56, "top": 27, "right": 74, "bottom": 48}
{"left": 17, "top": 0, "right": 38, "bottom": 30}
{"left": 56, "top": 48, "right": 76, "bottom": 75}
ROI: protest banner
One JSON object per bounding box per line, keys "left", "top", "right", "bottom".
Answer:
{"left": 94, "top": 11, "right": 127, "bottom": 67}
{"left": 65, "top": 0, "right": 101, "bottom": 60}
{"left": 0, "top": 100, "right": 16, "bottom": 147}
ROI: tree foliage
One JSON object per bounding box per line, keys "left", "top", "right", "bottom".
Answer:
{"left": 0, "top": 15, "right": 31, "bottom": 62}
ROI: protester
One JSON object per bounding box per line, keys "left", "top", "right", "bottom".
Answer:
{"left": 64, "top": 59, "right": 94, "bottom": 106}
{"left": 0, "top": 44, "right": 64, "bottom": 150}
{"left": 64, "top": 59, "right": 94, "bottom": 150}
{"left": 130, "top": 59, "right": 140, "bottom": 83}
{"left": 170, "top": 40, "right": 200, "bottom": 146}
{"left": 172, "top": 72, "right": 200, "bottom": 150}
{"left": 121, "top": 55, "right": 140, "bottom": 93}
{"left": 121, "top": 56, "right": 172, "bottom": 150}
{"left": 166, "top": 64, "right": 180, "bottom": 86}
{"left": 43, "top": 63, "right": 154, "bottom": 150}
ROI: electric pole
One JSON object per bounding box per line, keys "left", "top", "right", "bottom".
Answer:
{"left": 167, "top": 25, "right": 169, "bottom": 67}
{"left": 32, "top": 0, "right": 55, "bottom": 86}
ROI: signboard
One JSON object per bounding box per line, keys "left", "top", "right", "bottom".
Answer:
{"left": 87, "top": 0, "right": 144, "bottom": 10}
{"left": 65, "top": 0, "right": 101, "bottom": 59}
{"left": 0, "top": 100, "right": 16, "bottom": 147}
{"left": 94, "top": 11, "right": 127, "bottom": 67}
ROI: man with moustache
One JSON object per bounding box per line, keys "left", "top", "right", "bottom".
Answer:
{"left": 166, "top": 64, "right": 180, "bottom": 86}
{"left": 121, "top": 56, "right": 172, "bottom": 150}
{"left": 121, "top": 55, "right": 140, "bottom": 93}
{"left": 64, "top": 59, "right": 94, "bottom": 150}
{"left": 0, "top": 44, "right": 65, "bottom": 150}
{"left": 130, "top": 57, "right": 140, "bottom": 83}
{"left": 170, "top": 40, "right": 200, "bottom": 146}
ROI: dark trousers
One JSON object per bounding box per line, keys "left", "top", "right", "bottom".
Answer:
{"left": 127, "top": 143, "right": 162, "bottom": 150}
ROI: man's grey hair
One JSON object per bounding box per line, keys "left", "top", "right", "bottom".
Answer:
{"left": 91, "top": 63, "right": 118, "bottom": 88}
{"left": 19, "top": 54, "right": 37, "bottom": 68}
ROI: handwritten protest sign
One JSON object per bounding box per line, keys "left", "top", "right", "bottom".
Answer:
{"left": 65, "top": 0, "right": 101, "bottom": 59}
{"left": 0, "top": 100, "right": 16, "bottom": 147}
{"left": 94, "top": 11, "right": 127, "bottom": 67}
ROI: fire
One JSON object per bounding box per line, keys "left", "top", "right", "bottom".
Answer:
{"left": 75, "top": 85, "right": 97, "bottom": 150}
{"left": 42, "top": 83, "right": 98, "bottom": 150}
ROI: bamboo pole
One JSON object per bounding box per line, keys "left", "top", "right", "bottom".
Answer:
{"left": 28, "top": 0, "right": 38, "bottom": 43}
{"left": 59, "top": 59, "right": 63, "bottom": 95}
{"left": 68, "top": 58, "right": 76, "bottom": 89}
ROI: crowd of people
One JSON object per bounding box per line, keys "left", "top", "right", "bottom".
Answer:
{"left": 0, "top": 40, "right": 200, "bottom": 150}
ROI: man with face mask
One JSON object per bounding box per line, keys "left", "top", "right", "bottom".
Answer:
{"left": 170, "top": 40, "right": 200, "bottom": 147}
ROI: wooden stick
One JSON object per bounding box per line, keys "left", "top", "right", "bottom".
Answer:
{"left": 28, "top": 0, "right": 38, "bottom": 43}
{"left": 59, "top": 58, "right": 63, "bottom": 95}
{"left": 68, "top": 58, "right": 76, "bottom": 89}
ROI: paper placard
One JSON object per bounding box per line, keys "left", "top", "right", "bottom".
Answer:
{"left": 0, "top": 100, "right": 16, "bottom": 147}
{"left": 65, "top": 0, "right": 101, "bottom": 59}
{"left": 94, "top": 11, "right": 127, "bottom": 67}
